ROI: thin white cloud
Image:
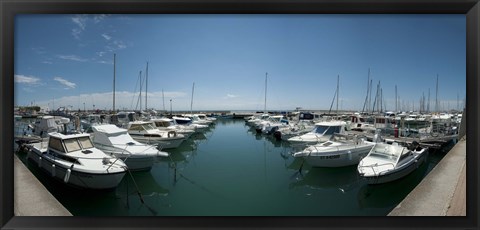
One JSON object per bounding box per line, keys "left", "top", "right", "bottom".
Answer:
{"left": 226, "top": 94, "right": 238, "bottom": 98}
{"left": 32, "top": 47, "right": 46, "bottom": 55}
{"left": 57, "top": 54, "right": 88, "bottom": 62}
{"left": 71, "top": 15, "right": 87, "bottom": 30}
{"left": 96, "top": 60, "right": 113, "bottom": 65}
{"left": 106, "top": 40, "right": 127, "bottom": 52}
{"left": 14, "top": 75, "right": 40, "bottom": 85}
{"left": 35, "top": 91, "right": 188, "bottom": 111}
{"left": 54, "top": 77, "right": 76, "bottom": 89}
{"left": 101, "top": 33, "right": 111, "bottom": 41}
{"left": 72, "top": 28, "right": 82, "bottom": 40}
{"left": 42, "top": 61, "right": 53, "bottom": 64}
{"left": 93, "top": 14, "right": 107, "bottom": 23}
{"left": 114, "top": 40, "right": 127, "bottom": 49}
{"left": 71, "top": 15, "right": 87, "bottom": 40}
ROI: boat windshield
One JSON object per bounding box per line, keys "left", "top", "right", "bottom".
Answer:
{"left": 49, "top": 137, "right": 65, "bottom": 153}
{"left": 78, "top": 136, "right": 94, "bottom": 149}
{"left": 143, "top": 124, "right": 156, "bottom": 130}
{"left": 64, "top": 138, "right": 82, "bottom": 153}
{"left": 313, "top": 125, "right": 342, "bottom": 135}
{"left": 155, "top": 121, "right": 170, "bottom": 127}
{"left": 369, "top": 145, "right": 399, "bottom": 162}
{"left": 313, "top": 125, "right": 329, "bottom": 134}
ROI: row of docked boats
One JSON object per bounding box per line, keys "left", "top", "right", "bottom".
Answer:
{"left": 15, "top": 112, "right": 217, "bottom": 190}
{"left": 245, "top": 112, "right": 430, "bottom": 185}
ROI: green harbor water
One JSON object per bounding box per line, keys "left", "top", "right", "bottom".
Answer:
{"left": 15, "top": 119, "right": 453, "bottom": 216}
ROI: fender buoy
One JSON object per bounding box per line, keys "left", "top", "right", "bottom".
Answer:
{"left": 51, "top": 164, "right": 56, "bottom": 177}
{"left": 348, "top": 151, "right": 352, "bottom": 161}
{"left": 38, "top": 156, "right": 42, "bottom": 168}
{"left": 64, "top": 169, "right": 71, "bottom": 183}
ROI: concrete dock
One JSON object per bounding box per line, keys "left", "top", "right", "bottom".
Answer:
{"left": 388, "top": 137, "right": 466, "bottom": 216}
{"left": 14, "top": 154, "right": 72, "bottom": 216}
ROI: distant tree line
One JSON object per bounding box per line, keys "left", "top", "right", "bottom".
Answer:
{"left": 17, "top": 106, "right": 41, "bottom": 112}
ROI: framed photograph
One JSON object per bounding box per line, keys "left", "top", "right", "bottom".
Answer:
{"left": 1, "top": 0, "right": 478, "bottom": 229}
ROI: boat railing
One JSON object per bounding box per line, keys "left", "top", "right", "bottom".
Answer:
{"left": 358, "top": 162, "right": 396, "bottom": 177}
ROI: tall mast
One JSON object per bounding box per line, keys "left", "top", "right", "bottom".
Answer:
{"left": 368, "top": 79, "right": 372, "bottom": 113}
{"left": 380, "top": 88, "right": 383, "bottom": 112}
{"left": 395, "top": 85, "right": 397, "bottom": 112}
{"left": 336, "top": 75, "right": 339, "bottom": 116}
{"left": 190, "top": 82, "right": 195, "bottom": 114}
{"left": 264, "top": 72, "right": 268, "bottom": 114}
{"left": 362, "top": 68, "right": 370, "bottom": 113}
{"left": 139, "top": 71, "right": 142, "bottom": 111}
{"left": 427, "top": 88, "right": 430, "bottom": 113}
{"left": 162, "top": 89, "right": 165, "bottom": 112}
{"left": 435, "top": 74, "right": 439, "bottom": 112}
{"left": 145, "top": 62, "right": 148, "bottom": 111}
{"left": 113, "top": 53, "right": 116, "bottom": 113}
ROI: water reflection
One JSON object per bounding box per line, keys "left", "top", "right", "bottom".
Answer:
{"left": 357, "top": 161, "right": 429, "bottom": 210}
{"left": 289, "top": 166, "right": 361, "bottom": 192}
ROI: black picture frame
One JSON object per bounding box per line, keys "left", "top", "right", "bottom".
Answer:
{"left": 1, "top": 0, "right": 479, "bottom": 229}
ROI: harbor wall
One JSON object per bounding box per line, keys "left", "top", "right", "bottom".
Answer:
{"left": 388, "top": 137, "right": 466, "bottom": 216}
{"left": 14, "top": 155, "right": 71, "bottom": 216}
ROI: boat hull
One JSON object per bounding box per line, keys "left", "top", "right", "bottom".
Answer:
{"left": 301, "top": 145, "right": 373, "bottom": 167}
{"left": 99, "top": 149, "right": 157, "bottom": 171}
{"left": 130, "top": 134, "right": 185, "bottom": 149}
{"left": 359, "top": 150, "right": 428, "bottom": 184}
{"left": 27, "top": 150, "right": 126, "bottom": 190}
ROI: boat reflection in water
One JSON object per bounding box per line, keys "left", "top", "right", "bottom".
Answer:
{"left": 289, "top": 165, "right": 361, "bottom": 193}
{"left": 357, "top": 160, "right": 429, "bottom": 210}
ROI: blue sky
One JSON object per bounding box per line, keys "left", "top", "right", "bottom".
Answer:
{"left": 14, "top": 14, "right": 465, "bottom": 112}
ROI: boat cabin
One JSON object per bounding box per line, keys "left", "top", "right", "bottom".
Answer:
{"left": 151, "top": 118, "right": 174, "bottom": 128}
{"left": 46, "top": 133, "right": 95, "bottom": 164}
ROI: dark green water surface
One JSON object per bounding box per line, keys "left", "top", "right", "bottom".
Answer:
{"left": 16, "top": 119, "right": 453, "bottom": 216}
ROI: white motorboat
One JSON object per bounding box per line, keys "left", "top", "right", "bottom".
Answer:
{"left": 196, "top": 113, "right": 217, "bottom": 123}
{"left": 172, "top": 116, "right": 192, "bottom": 125}
{"left": 91, "top": 124, "right": 169, "bottom": 171}
{"left": 357, "top": 142, "right": 428, "bottom": 184}
{"left": 26, "top": 132, "right": 127, "bottom": 190}
{"left": 30, "top": 115, "right": 68, "bottom": 138}
{"left": 246, "top": 113, "right": 270, "bottom": 127}
{"left": 150, "top": 117, "right": 195, "bottom": 139}
{"left": 273, "top": 120, "right": 316, "bottom": 141}
{"left": 287, "top": 121, "right": 347, "bottom": 145}
{"left": 254, "top": 115, "right": 289, "bottom": 135}
{"left": 293, "top": 134, "right": 375, "bottom": 167}
{"left": 348, "top": 114, "right": 375, "bottom": 132}
{"left": 126, "top": 121, "right": 186, "bottom": 149}
{"left": 184, "top": 114, "right": 213, "bottom": 126}
{"left": 172, "top": 116, "right": 209, "bottom": 132}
